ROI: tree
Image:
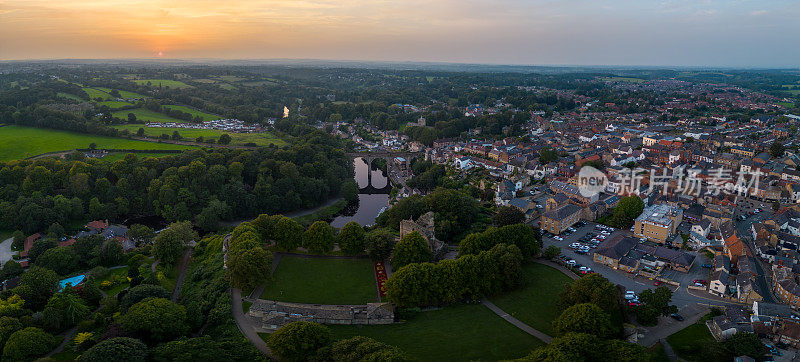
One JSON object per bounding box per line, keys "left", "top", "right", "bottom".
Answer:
{"left": 638, "top": 286, "right": 676, "bottom": 316}
{"left": 129, "top": 224, "right": 155, "bottom": 246}
{"left": 36, "top": 246, "right": 80, "bottom": 275}
{"left": 365, "top": 228, "right": 396, "bottom": 261}
{"left": 392, "top": 231, "right": 432, "bottom": 269}
{"left": 267, "top": 321, "right": 332, "bottom": 361}
{"left": 10, "top": 231, "right": 24, "bottom": 251}
{"left": 553, "top": 303, "right": 613, "bottom": 338}
{"left": 771, "top": 141, "right": 785, "bottom": 158}
{"left": 0, "top": 317, "right": 22, "bottom": 354}
{"left": 28, "top": 238, "right": 57, "bottom": 262}
{"left": 558, "top": 273, "right": 620, "bottom": 313}
{"left": 120, "top": 284, "right": 170, "bottom": 311}
{"left": 42, "top": 288, "right": 91, "bottom": 331}
{"left": 609, "top": 196, "right": 644, "bottom": 228}
{"left": 154, "top": 221, "right": 197, "bottom": 265}
{"left": 218, "top": 133, "right": 232, "bottom": 144}
{"left": 98, "top": 239, "right": 125, "bottom": 267}
{"left": 544, "top": 245, "right": 561, "bottom": 260}
{"left": 725, "top": 332, "right": 764, "bottom": 359}
{"left": 493, "top": 206, "right": 525, "bottom": 227}
{"left": 0, "top": 295, "right": 25, "bottom": 318}
{"left": 337, "top": 221, "right": 366, "bottom": 255}
{"left": 328, "top": 336, "right": 411, "bottom": 361}
{"left": 121, "top": 298, "right": 187, "bottom": 342}
{"left": 274, "top": 216, "right": 304, "bottom": 251}
{"left": 228, "top": 246, "right": 273, "bottom": 290}
{"left": 303, "top": 221, "right": 335, "bottom": 254}
{"left": 2, "top": 327, "right": 58, "bottom": 361}
{"left": 46, "top": 222, "right": 65, "bottom": 239}
{"left": 78, "top": 337, "right": 148, "bottom": 362}
{"left": 341, "top": 180, "right": 359, "bottom": 204}
{"left": 17, "top": 266, "right": 59, "bottom": 309}
{"left": 0, "top": 260, "right": 23, "bottom": 280}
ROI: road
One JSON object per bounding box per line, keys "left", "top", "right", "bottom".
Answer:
{"left": 0, "top": 237, "right": 15, "bottom": 266}
{"left": 541, "top": 222, "right": 742, "bottom": 310}
{"left": 231, "top": 288, "right": 272, "bottom": 356}
{"left": 734, "top": 202, "right": 776, "bottom": 303}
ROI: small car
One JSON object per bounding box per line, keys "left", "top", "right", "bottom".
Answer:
{"left": 670, "top": 313, "right": 684, "bottom": 321}
{"left": 653, "top": 280, "right": 661, "bottom": 286}
{"left": 693, "top": 279, "right": 706, "bottom": 284}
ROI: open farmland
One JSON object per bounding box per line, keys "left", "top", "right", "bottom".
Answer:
{"left": 112, "top": 124, "right": 287, "bottom": 146}
{"left": 0, "top": 125, "right": 196, "bottom": 161}
{"left": 132, "top": 79, "right": 193, "bottom": 89}
{"left": 163, "top": 104, "right": 221, "bottom": 122}
{"left": 111, "top": 108, "right": 186, "bottom": 123}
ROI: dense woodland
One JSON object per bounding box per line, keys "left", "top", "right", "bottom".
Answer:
{"left": 0, "top": 130, "right": 351, "bottom": 234}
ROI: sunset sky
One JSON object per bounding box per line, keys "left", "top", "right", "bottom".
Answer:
{"left": 1, "top": 0, "right": 798, "bottom": 67}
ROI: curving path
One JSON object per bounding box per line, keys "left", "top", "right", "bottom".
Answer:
{"left": 481, "top": 299, "right": 553, "bottom": 343}
{"left": 231, "top": 287, "right": 272, "bottom": 356}
{"left": 171, "top": 248, "right": 192, "bottom": 302}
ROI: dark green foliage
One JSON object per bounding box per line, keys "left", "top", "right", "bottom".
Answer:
{"left": 364, "top": 228, "right": 396, "bottom": 261}
{"left": 553, "top": 303, "right": 613, "bottom": 338}
{"left": 16, "top": 266, "right": 59, "bottom": 309}
{"left": 77, "top": 337, "right": 148, "bottom": 362}
{"left": 392, "top": 231, "right": 432, "bottom": 269}
{"left": 42, "top": 288, "right": 91, "bottom": 332}
{"left": 544, "top": 245, "right": 561, "bottom": 259}
{"left": 609, "top": 196, "right": 644, "bottom": 228}
{"left": 119, "top": 284, "right": 170, "bottom": 311}
{"left": 154, "top": 221, "right": 197, "bottom": 266}
{"left": 376, "top": 189, "right": 479, "bottom": 241}
{"left": 341, "top": 179, "right": 359, "bottom": 204}
{"left": 267, "top": 321, "right": 332, "bottom": 361}
{"left": 458, "top": 223, "right": 541, "bottom": 259}
{"left": 1, "top": 327, "right": 58, "bottom": 361}
{"left": 523, "top": 333, "right": 649, "bottom": 362}
{"left": 557, "top": 273, "right": 620, "bottom": 313}
{"left": 386, "top": 243, "right": 523, "bottom": 307}
{"left": 338, "top": 221, "right": 366, "bottom": 255}
{"left": 0, "top": 260, "right": 23, "bottom": 280}
{"left": 36, "top": 246, "right": 80, "bottom": 275}
{"left": 493, "top": 206, "right": 525, "bottom": 227}
{"left": 637, "top": 286, "right": 677, "bottom": 326}
{"left": 274, "top": 216, "right": 304, "bottom": 251}
{"left": 303, "top": 221, "right": 335, "bottom": 254}
{"left": 328, "top": 336, "right": 412, "bottom": 361}
{"left": 121, "top": 298, "right": 187, "bottom": 342}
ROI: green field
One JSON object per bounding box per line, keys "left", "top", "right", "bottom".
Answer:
{"left": 163, "top": 104, "right": 221, "bottom": 122}
{"left": 328, "top": 303, "right": 544, "bottom": 361}
{"left": 214, "top": 75, "right": 246, "bottom": 82}
{"left": 133, "top": 79, "right": 192, "bottom": 89}
{"left": 488, "top": 263, "right": 573, "bottom": 335}
{"left": 96, "top": 87, "right": 147, "bottom": 99}
{"left": 111, "top": 108, "right": 186, "bottom": 123}
{"left": 57, "top": 92, "right": 84, "bottom": 102}
{"left": 260, "top": 256, "right": 377, "bottom": 305}
{"left": 666, "top": 323, "right": 715, "bottom": 361}
{"left": 83, "top": 87, "right": 113, "bottom": 100}
{"left": 0, "top": 125, "right": 195, "bottom": 161}
{"left": 112, "top": 124, "right": 286, "bottom": 146}
{"left": 97, "top": 100, "right": 134, "bottom": 108}
{"left": 241, "top": 80, "right": 277, "bottom": 86}
{"left": 219, "top": 83, "right": 236, "bottom": 90}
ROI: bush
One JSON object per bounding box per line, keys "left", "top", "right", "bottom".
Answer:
{"left": 2, "top": 327, "right": 58, "bottom": 361}
{"left": 77, "top": 337, "right": 147, "bottom": 362}
{"left": 268, "top": 321, "right": 332, "bottom": 361}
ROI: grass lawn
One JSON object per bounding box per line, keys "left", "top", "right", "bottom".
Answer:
{"left": 163, "top": 104, "right": 221, "bottom": 122}
{"left": 57, "top": 92, "right": 84, "bottom": 102}
{"left": 82, "top": 87, "right": 113, "bottom": 100}
{"left": 260, "top": 256, "right": 376, "bottom": 305}
{"left": 243, "top": 300, "right": 253, "bottom": 312}
{"left": 327, "top": 303, "right": 544, "bottom": 361}
{"left": 156, "top": 262, "right": 180, "bottom": 292}
{"left": 215, "top": 75, "right": 246, "bottom": 82}
{"left": 133, "top": 79, "right": 193, "bottom": 89}
{"left": 666, "top": 322, "right": 715, "bottom": 361}
{"left": 96, "top": 87, "right": 147, "bottom": 99}
{"left": 0, "top": 125, "right": 195, "bottom": 161}
{"left": 649, "top": 342, "right": 670, "bottom": 362}
{"left": 97, "top": 100, "right": 134, "bottom": 108}
{"left": 488, "top": 263, "right": 573, "bottom": 335}
{"left": 111, "top": 108, "right": 186, "bottom": 123}
{"left": 100, "top": 266, "right": 130, "bottom": 297}
{"left": 112, "top": 124, "right": 287, "bottom": 146}
{"left": 219, "top": 83, "right": 236, "bottom": 90}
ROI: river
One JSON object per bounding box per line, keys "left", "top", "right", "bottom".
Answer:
{"left": 331, "top": 157, "right": 390, "bottom": 228}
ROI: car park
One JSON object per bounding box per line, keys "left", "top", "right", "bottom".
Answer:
{"left": 669, "top": 313, "right": 684, "bottom": 321}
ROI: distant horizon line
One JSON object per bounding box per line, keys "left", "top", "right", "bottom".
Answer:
{"left": 1, "top": 57, "right": 798, "bottom": 71}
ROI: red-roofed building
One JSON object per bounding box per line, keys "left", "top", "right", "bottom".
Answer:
{"left": 19, "top": 233, "right": 41, "bottom": 258}
{"left": 85, "top": 220, "right": 109, "bottom": 231}
{"left": 58, "top": 238, "right": 76, "bottom": 248}
{"left": 724, "top": 234, "right": 745, "bottom": 264}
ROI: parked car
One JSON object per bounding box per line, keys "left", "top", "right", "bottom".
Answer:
{"left": 628, "top": 301, "right": 641, "bottom": 307}
{"left": 701, "top": 263, "right": 713, "bottom": 268}
{"left": 653, "top": 280, "right": 661, "bottom": 286}
{"left": 693, "top": 279, "right": 706, "bottom": 285}
{"left": 669, "top": 313, "right": 684, "bottom": 321}
{"left": 624, "top": 291, "right": 636, "bottom": 300}
{"left": 554, "top": 236, "right": 563, "bottom": 241}
{"left": 566, "top": 260, "right": 576, "bottom": 266}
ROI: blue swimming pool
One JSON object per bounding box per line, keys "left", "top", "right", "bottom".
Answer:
{"left": 58, "top": 274, "right": 85, "bottom": 290}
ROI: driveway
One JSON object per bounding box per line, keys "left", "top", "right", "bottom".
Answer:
{"left": 0, "top": 238, "right": 15, "bottom": 266}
